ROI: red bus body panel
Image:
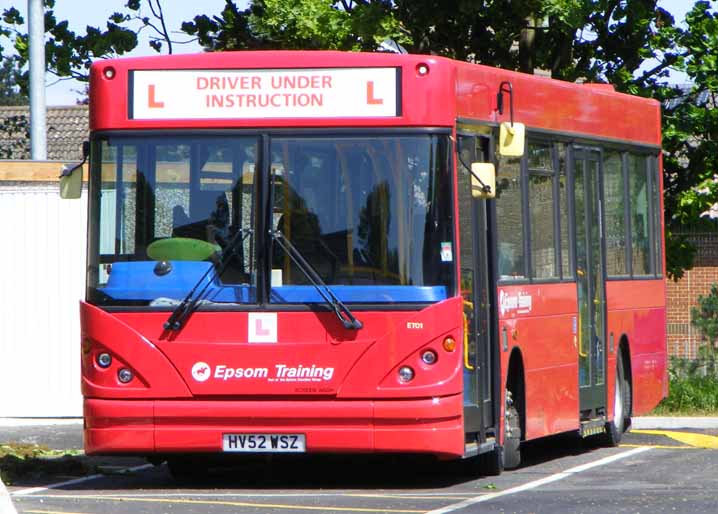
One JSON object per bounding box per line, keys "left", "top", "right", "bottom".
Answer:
{"left": 83, "top": 50, "right": 666, "bottom": 456}
{"left": 498, "top": 279, "right": 667, "bottom": 441}
{"left": 90, "top": 51, "right": 660, "bottom": 148}
{"left": 82, "top": 299, "right": 466, "bottom": 457}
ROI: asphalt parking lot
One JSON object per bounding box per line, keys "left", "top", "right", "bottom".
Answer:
{"left": 3, "top": 424, "right": 718, "bottom": 514}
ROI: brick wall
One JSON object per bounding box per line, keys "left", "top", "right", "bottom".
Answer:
{"left": 666, "top": 232, "right": 718, "bottom": 358}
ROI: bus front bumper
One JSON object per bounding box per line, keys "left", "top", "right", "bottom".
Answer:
{"left": 83, "top": 394, "right": 465, "bottom": 459}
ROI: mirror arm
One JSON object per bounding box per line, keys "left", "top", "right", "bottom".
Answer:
{"left": 59, "top": 141, "right": 89, "bottom": 178}
{"left": 497, "top": 81, "right": 515, "bottom": 126}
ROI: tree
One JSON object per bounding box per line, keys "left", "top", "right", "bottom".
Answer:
{"left": 691, "top": 283, "right": 718, "bottom": 374}
{"left": 182, "top": 0, "right": 704, "bottom": 277}
{"left": 1, "top": 0, "right": 714, "bottom": 278}
{"left": 181, "top": 0, "right": 409, "bottom": 52}
{"left": 0, "top": 50, "right": 28, "bottom": 158}
{"left": 0, "top": 53, "right": 27, "bottom": 105}
{"left": 659, "top": 2, "right": 718, "bottom": 278}
{"left": 0, "top": 0, "right": 138, "bottom": 95}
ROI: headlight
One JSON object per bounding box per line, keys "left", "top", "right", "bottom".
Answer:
{"left": 398, "top": 366, "right": 415, "bottom": 383}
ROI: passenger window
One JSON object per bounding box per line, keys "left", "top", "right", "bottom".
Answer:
{"left": 628, "top": 154, "right": 651, "bottom": 275}
{"left": 603, "top": 151, "right": 628, "bottom": 276}
{"left": 527, "top": 143, "right": 558, "bottom": 280}
{"left": 496, "top": 155, "right": 525, "bottom": 280}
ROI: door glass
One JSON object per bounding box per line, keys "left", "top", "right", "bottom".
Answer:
{"left": 574, "top": 161, "right": 590, "bottom": 388}
{"left": 588, "top": 160, "right": 605, "bottom": 387}
{"left": 575, "top": 151, "right": 607, "bottom": 410}
{"left": 457, "top": 135, "right": 478, "bottom": 405}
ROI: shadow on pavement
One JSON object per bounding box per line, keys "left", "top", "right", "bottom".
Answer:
{"left": 23, "top": 432, "right": 613, "bottom": 492}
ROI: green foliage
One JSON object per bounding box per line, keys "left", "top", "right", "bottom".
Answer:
{"left": 0, "top": 0, "right": 716, "bottom": 278}
{"left": 0, "top": 0, "right": 138, "bottom": 94}
{"left": 665, "top": 230, "right": 697, "bottom": 280}
{"left": 692, "top": 282, "right": 718, "bottom": 351}
{"left": 0, "top": 443, "right": 85, "bottom": 485}
{"left": 182, "top": 0, "right": 408, "bottom": 52}
{"left": 659, "top": 2, "right": 718, "bottom": 277}
{"left": 0, "top": 114, "right": 28, "bottom": 159}
{"left": 0, "top": 53, "right": 26, "bottom": 105}
{"left": 652, "top": 356, "right": 718, "bottom": 414}
{"left": 652, "top": 372, "right": 718, "bottom": 415}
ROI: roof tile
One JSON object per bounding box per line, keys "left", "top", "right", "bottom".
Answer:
{"left": 0, "top": 105, "right": 89, "bottom": 161}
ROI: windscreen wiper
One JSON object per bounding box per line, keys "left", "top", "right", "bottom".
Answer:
{"left": 164, "top": 228, "right": 253, "bottom": 332}
{"left": 271, "top": 230, "right": 363, "bottom": 330}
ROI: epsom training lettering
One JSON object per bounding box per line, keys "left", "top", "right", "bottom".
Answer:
{"left": 208, "top": 363, "right": 334, "bottom": 382}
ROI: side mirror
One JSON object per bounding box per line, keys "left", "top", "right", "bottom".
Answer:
{"left": 498, "top": 122, "right": 525, "bottom": 157}
{"left": 470, "top": 163, "right": 496, "bottom": 199}
{"left": 59, "top": 141, "right": 89, "bottom": 200}
{"left": 59, "top": 163, "right": 83, "bottom": 199}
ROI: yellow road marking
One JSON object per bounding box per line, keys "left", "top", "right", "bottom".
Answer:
{"left": 631, "top": 430, "right": 718, "bottom": 449}
{"left": 620, "top": 443, "right": 696, "bottom": 450}
{"left": 23, "top": 495, "right": 426, "bottom": 513}
{"left": 25, "top": 511, "right": 93, "bottom": 514}
{"left": 345, "top": 494, "right": 476, "bottom": 500}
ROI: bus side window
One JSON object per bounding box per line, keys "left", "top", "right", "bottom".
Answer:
{"left": 527, "top": 142, "right": 558, "bottom": 280}
{"left": 495, "top": 155, "right": 525, "bottom": 280}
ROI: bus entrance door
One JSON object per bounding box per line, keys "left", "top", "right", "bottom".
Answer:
{"left": 457, "top": 133, "right": 498, "bottom": 447}
{"left": 573, "top": 148, "right": 608, "bottom": 424}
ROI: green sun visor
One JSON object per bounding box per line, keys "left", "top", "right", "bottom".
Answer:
{"left": 147, "top": 237, "right": 220, "bottom": 261}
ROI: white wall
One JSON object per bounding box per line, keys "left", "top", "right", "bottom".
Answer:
{"left": 0, "top": 184, "right": 86, "bottom": 417}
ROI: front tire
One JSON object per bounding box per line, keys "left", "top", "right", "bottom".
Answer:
{"left": 478, "top": 445, "right": 504, "bottom": 476}
{"left": 503, "top": 391, "right": 522, "bottom": 469}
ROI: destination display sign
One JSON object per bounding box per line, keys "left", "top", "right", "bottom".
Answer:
{"left": 129, "top": 67, "right": 400, "bottom": 120}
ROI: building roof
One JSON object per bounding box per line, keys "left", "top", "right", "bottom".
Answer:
{"left": 0, "top": 105, "right": 88, "bottom": 161}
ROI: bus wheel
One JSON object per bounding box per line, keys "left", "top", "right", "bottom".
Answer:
{"left": 503, "top": 391, "right": 522, "bottom": 469}
{"left": 603, "top": 352, "right": 628, "bottom": 446}
{"left": 478, "top": 445, "right": 504, "bottom": 476}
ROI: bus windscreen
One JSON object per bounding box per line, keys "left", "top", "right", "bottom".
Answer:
{"left": 86, "top": 133, "right": 455, "bottom": 307}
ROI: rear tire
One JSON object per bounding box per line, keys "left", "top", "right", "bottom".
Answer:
{"left": 503, "top": 391, "right": 522, "bottom": 469}
{"left": 603, "top": 352, "right": 628, "bottom": 446}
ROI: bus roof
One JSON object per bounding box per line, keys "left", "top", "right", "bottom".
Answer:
{"left": 90, "top": 50, "right": 660, "bottom": 146}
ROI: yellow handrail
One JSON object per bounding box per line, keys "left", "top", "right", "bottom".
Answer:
{"left": 463, "top": 300, "right": 475, "bottom": 370}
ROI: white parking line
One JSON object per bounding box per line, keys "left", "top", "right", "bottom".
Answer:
{"left": 424, "top": 447, "right": 652, "bottom": 514}
{"left": 11, "top": 464, "right": 153, "bottom": 497}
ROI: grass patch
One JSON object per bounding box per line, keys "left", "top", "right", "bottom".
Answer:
{"left": 0, "top": 443, "right": 89, "bottom": 485}
{"left": 651, "top": 374, "right": 718, "bottom": 416}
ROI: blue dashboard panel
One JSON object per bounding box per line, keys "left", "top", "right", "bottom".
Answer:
{"left": 100, "top": 261, "right": 446, "bottom": 304}
{"left": 270, "top": 285, "right": 447, "bottom": 303}
{"left": 100, "top": 261, "right": 252, "bottom": 302}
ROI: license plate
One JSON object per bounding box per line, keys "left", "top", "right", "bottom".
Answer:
{"left": 222, "top": 433, "right": 306, "bottom": 453}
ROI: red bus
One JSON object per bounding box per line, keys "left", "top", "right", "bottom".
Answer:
{"left": 65, "top": 50, "right": 666, "bottom": 476}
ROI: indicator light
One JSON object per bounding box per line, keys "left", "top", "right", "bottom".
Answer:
{"left": 416, "top": 63, "right": 430, "bottom": 76}
{"left": 118, "top": 368, "right": 133, "bottom": 383}
{"left": 421, "top": 349, "right": 438, "bottom": 365}
{"left": 398, "top": 366, "right": 415, "bottom": 383}
{"left": 96, "top": 352, "right": 112, "bottom": 368}
{"left": 443, "top": 337, "right": 457, "bottom": 352}
{"left": 103, "top": 67, "right": 116, "bottom": 79}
